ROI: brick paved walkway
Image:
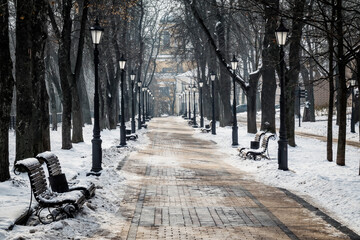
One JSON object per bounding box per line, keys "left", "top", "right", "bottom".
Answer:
{"left": 114, "top": 117, "right": 356, "bottom": 240}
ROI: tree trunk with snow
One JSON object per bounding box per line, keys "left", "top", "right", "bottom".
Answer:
{"left": 0, "top": 0, "right": 14, "bottom": 181}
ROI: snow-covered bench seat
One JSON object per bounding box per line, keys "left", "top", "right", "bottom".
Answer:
{"left": 36, "top": 152, "right": 95, "bottom": 198}
{"left": 201, "top": 121, "right": 212, "bottom": 133}
{"left": 125, "top": 129, "right": 138, "bottom": 141}
{"left": 14, "top": 158, "right": 86, "bottom": 223}
{"left": 239, "top": 133, "right": 276, "bottom": 160}
{"left": 238, "top": 130, "right": 267, "bottom": 153}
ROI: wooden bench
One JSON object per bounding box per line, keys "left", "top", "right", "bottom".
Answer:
{"left": 125, "top": 129, "right": 138, "bottom": 141}
{"left": 15, "top": 158, "right": 86, "bottom": 224}
{"left": 201, "top": 121, "right": 212, "bottom": 133}
{"left": 238, "top": 130, "right": 267, "bottom": 152}
{"left": 239, "top": 133, "right": 276, "bottom": 160}
{"left": 36, "top": 152, "right": 96, "bottom": 198}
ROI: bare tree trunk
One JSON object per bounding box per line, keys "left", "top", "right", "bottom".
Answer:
{"left": 48, "top": 0, "right": 73, "bottom": 149}
{"left": 247, "top": 71, "right": 260, "bottom": 133}
{"left": 15, "top": 0, "right": 34, "bottom": 160}
{"left": 336, "top": 0, "right": 346, "bottom": 166}
{"left": 286, "top": 0, "right": 306, "bottom": 147}
{"left": 260, "top": 0, "right": 279, "bottom": 133}
{"left": 327, "top": 2, "right": 335, "bottom": 161}
{"left": 0, "top": 0, "right": 14, "bottom": 181}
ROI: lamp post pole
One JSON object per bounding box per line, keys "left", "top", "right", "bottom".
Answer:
{"left": 142, "top": 87, "right": 146, "bottom": 124}
{"left": 275, "top": 19, "right": 289, "bottom": 171}
{"left": 192, "top": 84, "right": 198, "bottom": 127}
{"left": 211, "top": 72, "right": 216, "bottom": 135}
{"left": 89, "top": 19, "right": 103, "bottom": 175}
{"left": 184, "top": 91, "right": 187, "bottom": 118}
{"left": 119, "top": 56, "right": 127, "bottom": 147}
{"left": 350, "top": 79, "right": 356, "bottom": 133}
{"left": 130, "top": 71, "right": 136, "bottom": 133}
{"left": 231, "top": 55, "right": 239, "bottom": 146}
{"left": 188, "top": 87, "right": 191, "bottom": 120}
{"left": 199, "top": 81, "right": 204, "bottom": 128}
{"left": 137, "top": 79, "right": 142, "bottom": 130}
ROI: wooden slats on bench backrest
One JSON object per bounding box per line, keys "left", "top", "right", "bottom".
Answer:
{"left": 260, "top": 134, "right": 275, "bottom": 150}
{"left": 36, "top": 152, "right": 63, "bottom": 177}
{"left": 15, "top": 158, "right": 48, "bottom": 202}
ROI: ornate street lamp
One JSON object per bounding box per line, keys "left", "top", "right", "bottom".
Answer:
{"left": 130, "top": 71, "right": 136, "bottom": 133}
{"left": 119, "top": 55, "right": 127, "bottom": 147}
{"left": 137, "top": 78, "right": 142, "bottom": 130}
{"left": 275, "top": 19, "right": 289, "bottom": 170}
{"left": 89, "top": 19, "right": 104, "bottom": 176}
{"left": 231, "top": 55, "right": 239, "bottom": 146}
{"left": 187, "top": 87, "right": 191, "bottom": 120}
{"left": 199, "top": 80, "right": 204, "bottom": 128}
{"left": 210, "top": 72, "right": 216, "bottom": 135}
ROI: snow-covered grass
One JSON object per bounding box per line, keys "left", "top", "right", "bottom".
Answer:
{"left": 194, "top": 118, "right": 360, "bottom": 235}
{"left": 0, "top": 123, "right": 149, "bottom": 239}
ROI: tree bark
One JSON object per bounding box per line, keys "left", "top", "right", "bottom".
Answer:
{"left": 335, "top": 0, "right": 346, "bottom": 166}
{"left": 247, "top": 71, "right": 260, "bottom": 133}
{"left": 15, "top": 0, "right": 35, "bottom": 160}
{"left": 286, "top": 0, "right": 306, "bottom": 147}
{"left": 0, "top": 0, "right": 14, "bottom": 181}
{"left": 260, "top": 0, "right": 279, "bottom": 133}
{"left": 48, "top": 0, "right": 73, "bottom": 149}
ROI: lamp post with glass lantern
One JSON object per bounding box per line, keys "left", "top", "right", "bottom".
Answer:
{"left": 130, "top": 71, "right": 136, "bottom": 133}
{"left": 199, "top": 80, "right": 204, "bottom": 128}
{"left": 89, "top": 19, "right": 104, "bottom": 175}
{"left": 119, "top": 56, "right": 127, "bottom": 147}
{"left": 210, "top": 72, "right": 216, "bottom": 135}
{"left": 350, "top": 79, "right": 356, "bottom": 133}
{"left": 137, "top": 78, "right": 142, "bottom": 130}
{"left": 231, "top": 55, "right": 239, "bottom": 146}
{"left": 275, "top": 19, "right": 289, "bottom": 170}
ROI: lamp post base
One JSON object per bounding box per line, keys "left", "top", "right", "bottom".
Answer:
{"left": 232, "top": 125, "right": 238, "bottom": 146}
{"left": 278, "top": 139, "right": 288, "bottom": 170}
{"left": 131, "top": 120, "right": 136, "bottom": 133}
{"left": 90, "top": 137, "right": 102, "bottom": 174}
{"left": 120, "top": 125, "right": 127, "bottom": 146}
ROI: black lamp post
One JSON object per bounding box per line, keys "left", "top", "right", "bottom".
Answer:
{"left": 275, "top": 19, "right": 289, "bottom": 171}
{"left": 192, "top": 84, "right": 198, "bottom": 127}
{"left": 89, "top": 19, "right": 104, "bottom": 175}
{"left": 137, "top": 78, "right": 142, "bottom": 130}
{"left": 350, "top": 79, "right": 356, "bottom": 133}
{"left": 142, "top": 86, "right": 146, "bottom": 124}
{"left": 188, "top": 87, "right": 191, "bottom": 120}
{"left": 231, "top": 55, "right": 239, "bottom": 146}
{"left": 199, "top": 80, "right": 204, "bottom": 128}
{"left": 119, "top": 55, "right": 127, "bottom": 147}
{"left": 211, "top": 72, "right": 216, "bottom": 135}
{"left": 130, "top": 71, "right": 136, "bottom": 133}
{"left": 183, "top": 91, "right": 187, "bottom": 118}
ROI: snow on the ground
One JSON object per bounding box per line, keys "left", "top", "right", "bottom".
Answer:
{"left": 194, "top": 117, "right": 360, "bottom": 235}
{"left": 0, "top": 123, "right": 149, "bottom": 240}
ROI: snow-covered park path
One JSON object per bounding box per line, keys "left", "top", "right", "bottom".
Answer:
{"left": 112, "top": 116, "right": 357, "bottom": 239}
